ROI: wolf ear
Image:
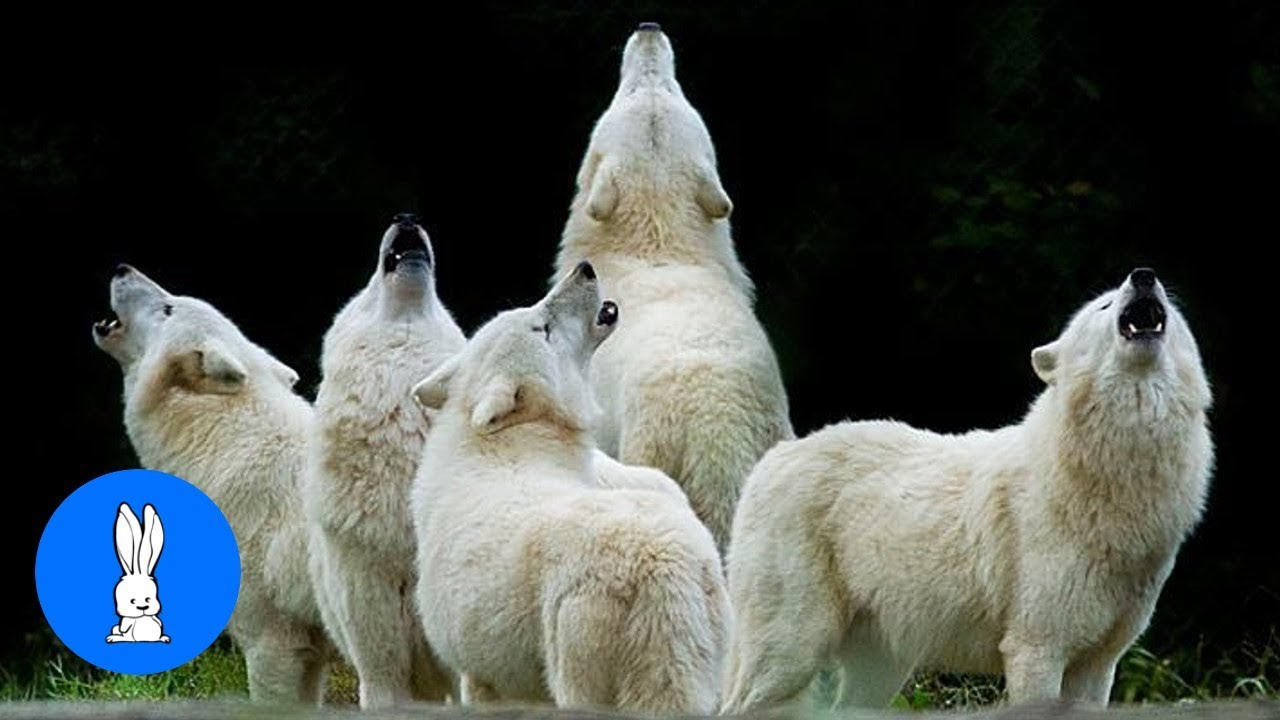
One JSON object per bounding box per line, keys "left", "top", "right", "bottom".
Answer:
{"left": 585, "top": 164, "right": 619, "bottom": 222}
{"left": 174, "top": 341, "right": 247, "bottom": 394}
{"left": 695, "top": 170, "right": 732, "bottom": 220}
{"left": 470, "top": 376, "right": 521, "bottom": 433}
{"left": 267, "top": 356, "right": 299, "bottom": 389}
{"left": 198, "top": 343, "right": 248, "bottom": 392}
{"left": 1031, "top": 342, "right": 1059, "bottom": 385}
{"left": 413, "top": 355, "right": 461, "bottom": 411}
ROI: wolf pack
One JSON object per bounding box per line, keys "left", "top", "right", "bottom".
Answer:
{"left": 91, "top": 24, "right": 1214, "bottom": 713}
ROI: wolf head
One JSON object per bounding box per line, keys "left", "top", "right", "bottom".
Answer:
{"left": 93, "top": 265, "right": 299, "bottom": 397}
{"left": 317, "top": 213, "right": 462, "bottom": 403}
{"left": 577, "top": 23, "right": 732, "bottom": 226}
{"left": 1030, "top": 268, "right": 1210, "bottom": 410}
{"left": 413, "top": 261, "right": 618, "bottom": 435}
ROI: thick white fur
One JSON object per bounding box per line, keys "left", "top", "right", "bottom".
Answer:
{"left": 591, "top": 449, "right": 688, "bottom": 498}
{"left": 721, "top": 272, "right": 1214, "bottom": 711}
{"left": 410, "top": 264, "right": 729, "bottom": 712}
{"left": 305, "top": 221, "right": 464, "bottom": 707}
{"left": 556, "top": 28, "right": 793, "bottom": 551}
{"left": 94, "top": 267, "right": 332, "bottom": 703}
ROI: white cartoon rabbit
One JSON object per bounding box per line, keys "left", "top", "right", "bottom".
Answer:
{"left": 106, "top": 503, "right": 170, "bottom": 643}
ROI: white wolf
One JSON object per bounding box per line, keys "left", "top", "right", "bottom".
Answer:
{"left": 305, "top": 214, "right": 464, "bottom": 707}
{"left": 556, "top": 23, "right": 794, "bottom": 551}
{"left": 721, "top": 268, "right": 1214, "bottom": 710}
{"left": 94, "top": 266, "right": 331, "bottom": 702}
{"left": 410, "top": 261, "right": 729, "bottom": 713}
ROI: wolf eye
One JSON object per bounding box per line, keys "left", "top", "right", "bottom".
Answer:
{"left": 130, "top": 598, "right": 136, "bottom": 603}
{"left": 533, "top": 323, "right": 551, "bottom": 340}
{"left": 163, "top": 304, "right": 174, "bottom": 316}
{"left": 1097, "top": 301, "right": 1112, "bottom": 311}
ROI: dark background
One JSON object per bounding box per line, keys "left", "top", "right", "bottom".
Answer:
{"left": 4, "top": 1, "right": 1276, "bottom": 666}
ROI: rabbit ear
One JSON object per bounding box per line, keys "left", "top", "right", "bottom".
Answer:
{"left": 138, "top": 504, "right": 164, "bottom": 576}
{"left": 114, "top": 503, "right": 141, "bottom": 575}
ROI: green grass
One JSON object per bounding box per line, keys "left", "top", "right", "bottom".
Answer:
{"left": 806, "top": 629, "right": 1277, "bottom": 711}
{"left": 1112, "top": 631, "right": 1277, "bottom": 703}
{"left": 0, "top": 634, "right": 248, "bottom": 701}
{"left": 0, "top": 631, "right": 357, "bottom": 703}
{"left": 2, "top": 627, "right": 1275, "bottom": 707}
{"left": 886, "top": 629, "right": 1278, "bottom": 710}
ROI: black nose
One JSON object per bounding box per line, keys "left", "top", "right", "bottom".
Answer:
{"left": 393, "top": 212, "right": 418, "bottom": 226}
{"left": 112, "top": 263, "right": 132, "bottom": 278}
{"left": 637, "top": 21, "right": 661, "bottom": 32}
{"left": 1130, "top": 267, "right": 1157, "bottom": 289}
{"left": 577, "top": 261, "right": 596, "bottom": 280}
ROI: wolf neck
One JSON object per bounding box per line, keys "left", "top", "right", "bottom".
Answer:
{"left": 616, "top": 74, "right": 681, "bottom": 97}
{"left": 1032, "top": 369, "right": 1211, "bottom": 548}
{"left": 558, "top": 159, "right": 752, "bottom": 297}
{"left": 126, "top": 381, "right": 308, "bottom": 502}
{"left": 559, "top": 194, "right": 754, "bottom": 301}
{"left": 442, "top": 412, "right": 595, "bottom": 480}
{"left": 317, "top": 299, "right": 461, "bottom": 446}
{"left": 374, "top": 276, "right": 440, "bottom": 323}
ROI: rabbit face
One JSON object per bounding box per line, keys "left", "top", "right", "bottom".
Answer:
{"left": 114, "top": 574, "right": 161, "bottom": 618}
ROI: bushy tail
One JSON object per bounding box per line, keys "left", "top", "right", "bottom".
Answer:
{"left": 679, "top": 417, "right": 780, "bottom": 554}
{"left": 622, "top": 366, "right": 793, "bottom": 554}
{"left": 619, "top": 554, "right": 729, "bottom": 713}
{"left": 549, "top": 544, "right": 729, "bottom": 713}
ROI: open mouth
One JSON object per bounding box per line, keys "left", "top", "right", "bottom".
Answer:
{"left": 94, "top": 311, "right": 122, "bottom": 337}
{"left": 135, "top": 605, "right": 149, "bottom": 611}
{"left": 383, "top": 227, "right": 431, "bottom": 273}
{"left": 597, "top": 300, "right": 619, "bottom": 327}
{"left": 1119, "top": 296, "right": 1166, "bottom": 340}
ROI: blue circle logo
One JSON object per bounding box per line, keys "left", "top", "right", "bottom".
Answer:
{"left": 35, "top": 469, "right": 241, "bottom": 675}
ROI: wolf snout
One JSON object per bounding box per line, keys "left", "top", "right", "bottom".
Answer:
{"left": 384, "top": 219, "right": 432, "bottom": 274}
{"left": 598, "top": 300, "right": 619, "bottom": 327}
{"left": 94, "top": 312, "right": 121, "bottom": 337}
{"left": 112, "top": 263, "right": 134, "bottom": 279}
{"left": 1119, "top": 267, "right": 1167, "bottom": 340}
{"left": 637, "top": 21, "right": 661, "bottom": 32}
{"left": 1130, "top": 267, "right": 1156, "bottom": 289}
